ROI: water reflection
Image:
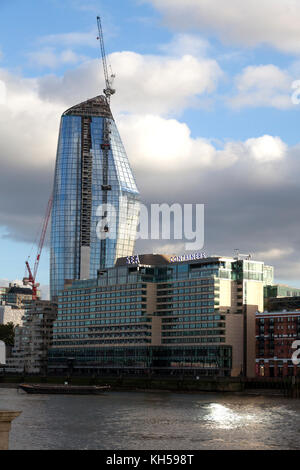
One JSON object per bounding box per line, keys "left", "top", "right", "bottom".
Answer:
{"left": 1, "top": 389, "right": 300, "bottom": 450}
{"left": 202, "top": 403, "right": 256, "bottom": 429}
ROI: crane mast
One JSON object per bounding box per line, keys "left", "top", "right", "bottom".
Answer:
{"left": 97, "top": 16, "right": 116, "bottom": 104}
{"left": 23, "top": 195, "right": 53, "bottom": 300}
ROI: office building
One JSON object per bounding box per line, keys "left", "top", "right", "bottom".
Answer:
{"left": 48, "top": 254, "right": 273, "bottom": 378}
{"left": 50, "top": 95, "right": 140, "bottom": 299}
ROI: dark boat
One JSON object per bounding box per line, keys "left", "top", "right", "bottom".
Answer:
{"left": 19, "top": 383, "right": 110, "bottom": 395}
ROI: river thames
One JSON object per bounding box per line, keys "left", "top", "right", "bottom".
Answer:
{"left": 1, "top": 388, "right": 300, "bottom": 450}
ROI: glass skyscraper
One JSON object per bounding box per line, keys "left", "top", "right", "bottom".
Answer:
{"left": 50, "top": 95, "right": 140, "bottom": 299}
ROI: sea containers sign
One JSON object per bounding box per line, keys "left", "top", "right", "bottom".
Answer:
{"left": 126, "top": 253, "right": 207, "bottom": 265}
{"left": 0, "top": 341, "right": 5, "bottom": 365}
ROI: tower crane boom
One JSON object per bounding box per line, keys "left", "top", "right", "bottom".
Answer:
{"left": 97, "top": 16, "right": 116, "bottom": 104}
{"left": 23, "top": 195, "right": 53, "bottom": 300}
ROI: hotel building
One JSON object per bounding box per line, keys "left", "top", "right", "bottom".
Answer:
{"left": 48, "top": 254, "right": 273, "bottom": 377}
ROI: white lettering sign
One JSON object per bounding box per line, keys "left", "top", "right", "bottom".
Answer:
{"left": 170, "top": 252, "right": 207, "bottom": 263}
{"left": 126, "top": 255, "right": 140, "bottom": 265}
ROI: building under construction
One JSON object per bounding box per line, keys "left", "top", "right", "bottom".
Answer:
{"left": 50, "top": 95, "right": 140, "bottom": 299}
{"left": 50, "top": 19, "right": 140, "bottom": 299}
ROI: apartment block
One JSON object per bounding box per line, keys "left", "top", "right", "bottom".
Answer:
{"left": 6, "top": 301, "right": 57, "bottom": 374}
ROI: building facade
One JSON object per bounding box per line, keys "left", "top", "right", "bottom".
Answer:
{"left": 264, "top": 284, "right": 300, "bottom": 312}
{"left": 48, "top": 254, "right": 273, "bottom": 377}
{"left": 256, "top": 310, "right": 300, "bottom": 377}
{"left": 0, "top": 305, "right": 24, "bottom": 327}
{"left": 50, "top": 95, "right": 140, "bottom": 299}
{"left": 0, "top": 284, "right": 34, "bottom": 309}
{"left": 6, "top": 301, "right": 57, "bottom": 374}
{"left": 264, "top": 284, "right": 300, "bottom": 300}
{"left": 0, "top": 284, "right": 35, "bottom": 328}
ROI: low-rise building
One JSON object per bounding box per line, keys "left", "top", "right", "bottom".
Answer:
{"left": 0, "top": 284, "right": 35, "bottom": 309}
{"left": 49, "top": 254, "right": 273, "bottom": 378}
{"left": 6, "top": 301, "right": 57, "bottom": 374}
{"left": 264, "top": 284, "right": 300, "bottom": 312}
{"left": 256, "top": 310, "right": 300, "bottom": 377}
{"left": 0, "top": 304, "right": 25, "bottom": 327}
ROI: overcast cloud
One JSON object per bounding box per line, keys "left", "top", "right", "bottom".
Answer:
{"left": 146, "top": 0, "right": 300, "bottom": 54}
{"left": 1, "top": 25, "right": 300, "bottom": 285}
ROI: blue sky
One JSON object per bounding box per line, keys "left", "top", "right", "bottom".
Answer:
{"left": 1, "top": 0, "right": 300, "bottom": 294}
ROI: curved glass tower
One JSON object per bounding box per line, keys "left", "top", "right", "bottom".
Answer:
{"left": 50, "top": 95, "right": 140, "bottom": 299}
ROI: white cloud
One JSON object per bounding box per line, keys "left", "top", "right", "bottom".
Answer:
{"left": 153, "top": 242, "right": 186, "bottom": 255}
{"left": 245, "top": 135, "right": 287, "bottom": 163}
{"left": 160, "top": 34, "right": 210, "bottom": 57}
{"left": 37, "top": 50, "right": 222, "bottom": 115}
{"left": 117, "top": 114, "right": 215, "bottom": 170}
{"left": 0, "top": 79, "right": 6, "bottom": 105}
{"left": 0, "top": 48, "right": 299, "bottom": 284}
{"left": 255, "top": 248, "right": 294, "bottom": 260}
{"left": 28, "top": 48, "right": 88, "bottom": 69}
{"left": 118, "top": 113, "right": 287, "bottom": 172}
{"left": 39, "top": 30, "right": 97, "bottom": 48}
{"left": 146, "top": 0, "right": 300, "bottom": 54}
{"left": 110, "top": 51, "right": 222, "bottom": 115}
{"left": 230, "top": 65, "right": 294, "bottom": 109}
{"left": 0, "top": 69, "right": 63, "bottom": 169}
{"left": 40, "top": 284, "right": 50, "bottom": 300}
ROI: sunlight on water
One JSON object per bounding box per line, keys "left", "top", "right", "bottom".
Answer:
{"left": 202, "top": 403, "right": 256, "bottom": 429}
{"left": 1, "top": 389, "right": 300, "bottom": 450}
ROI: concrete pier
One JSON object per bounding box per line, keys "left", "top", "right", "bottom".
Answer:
{"left": 0, "top": 411, "right": 21, "bottom": 450}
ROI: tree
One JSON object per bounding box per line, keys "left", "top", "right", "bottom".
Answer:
{"left": 0, "top": 322, "right": 15, "bottom": 346}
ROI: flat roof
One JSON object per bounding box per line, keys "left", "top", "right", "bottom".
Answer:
{"left": 114, "top": 253, "right": 269, "bottom": 267}
{"left": 114, "top": 253, "right": 231, "bottom": 267}
{"left": 257, "top": 310, "right": 300, "bottom": 316}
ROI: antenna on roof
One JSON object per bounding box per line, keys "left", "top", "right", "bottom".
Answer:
{"left": 234, "top": 249, "right": 252, "bottom": 260}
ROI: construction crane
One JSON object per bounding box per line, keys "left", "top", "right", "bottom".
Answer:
{"left": 96, "top": 16, "right": 116, "bottom": 104}
{"left": 23, "top": 195, "right": 53, "bottom": 300}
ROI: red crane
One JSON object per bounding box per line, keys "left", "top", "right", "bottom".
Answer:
{"left": 23, "top": 195, "right": 53, "bottom": 300}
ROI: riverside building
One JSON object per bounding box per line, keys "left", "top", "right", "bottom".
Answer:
{"left": 264, "top": 284, "right": 300, "bottom": 312}
{"left": 0, "top": 284, "right": 35, "bottom": 309}
{"left": 6, "top": 301, "right": 57, "bottom": 375}
{"left": 48, "top": 254, "right": 273, "bottom": 378}
{"left": 256, "top": 310, "right": 300, "bottom": 377}
{"left": 50, "top": 95, "right": 140, "bottom": 299}
{"left": 0, "top": 284, "right": 35, "bottom": 327}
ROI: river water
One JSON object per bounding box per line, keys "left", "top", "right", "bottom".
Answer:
{"left": 0, "top": 388, "right": 300, "bottom": 450}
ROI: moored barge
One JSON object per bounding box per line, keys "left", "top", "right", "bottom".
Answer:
{"left": 19, "top": 383, "right": 110, "bottom": 395}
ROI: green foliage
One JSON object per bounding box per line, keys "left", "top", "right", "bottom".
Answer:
{"left": 0, "top": 322, "right": 15, "bottom": 346}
